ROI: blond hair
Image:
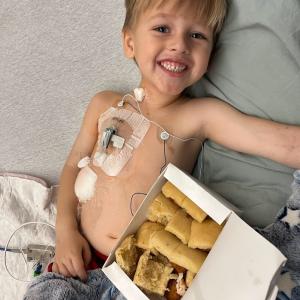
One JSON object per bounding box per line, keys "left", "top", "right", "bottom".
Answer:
{"left": 123, "top": 0, "right": 227, "bottom": 34}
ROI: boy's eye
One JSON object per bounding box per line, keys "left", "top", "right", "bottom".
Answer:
{"left": 190, "top": 32, "right": 206, "bottom": 40}
{"left": 154, "top": 26, "right": 169, "bottom": 33}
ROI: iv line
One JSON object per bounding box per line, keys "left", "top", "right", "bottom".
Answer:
{"left": 3, "top": 221, "right": 55, "bottom": 282}
{"left": 120, "top": 93, "right": 201, "bottom": 143}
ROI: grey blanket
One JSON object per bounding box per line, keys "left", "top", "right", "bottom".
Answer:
{"left": 258, "top": 204, "right": 300, "bottom": 300}
{"left": 23, "top": 268, "right": 126, "bottom": 300}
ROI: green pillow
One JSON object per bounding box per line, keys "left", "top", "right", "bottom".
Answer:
{"left": 192, "top": 0, "right": 300, "bottom": 227}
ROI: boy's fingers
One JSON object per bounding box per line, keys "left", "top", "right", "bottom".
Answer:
{"left": 72, "top": 257, "right": 87, "bottom": 282}
{"left": 57, "top": 263, "right": 72, "bottom": 277}
{"left": 61, "top": 264, "right": 72, "bottom": 277}
{"left": 66, "top": 260, "right": 77, "bottom": 278}
{"left": 51, "top": 262, "right": 58, "bottom": 273}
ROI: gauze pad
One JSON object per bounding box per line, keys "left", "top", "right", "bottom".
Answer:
{"left": 93, "top": 107, "right": 150, "bottom": 176}
{"left": 74, "top": 106, "right": 150, "bottom": 203}
{"left": 74, "top": 165, "right": 97, "bottom": 203}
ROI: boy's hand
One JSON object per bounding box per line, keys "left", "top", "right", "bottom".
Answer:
{"left": 52, "top": 228, "right": 91, "bottom": 282}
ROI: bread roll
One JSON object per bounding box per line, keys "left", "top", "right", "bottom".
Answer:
{"left": 115, "top": 235, "right": 139, "bottom": 277}
{"left": 186, "top": 270, "right": 196, "bottom": 288}
{"left": 181, "top": 196, "right": 207, "bottom": 223}
{"left": 165, "top": 209, "right": 192, "bottom": 244}
{"left": 151, "top": 229, "right": 207, "bottom": 274}
{"left": 136, "top": 221, "right": 164, "bottom": 252}
{"left": 162, "top": 181, "right": 186, "bottom": 206}
{"left": 162, "top": 182, "right": 207, "bottom": 223}
{"left": 147, "top": 192, "right": 179, "bottom": 225}
{"left": 189, "top": 218, "right": 223, "bottom": 250}
{"left": 133, "top": 250, "right": 173, "bottom": 296}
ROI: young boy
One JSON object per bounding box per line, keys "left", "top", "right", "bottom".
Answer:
{"left": 24, "top": 0, "right": 300, "bottom": 299}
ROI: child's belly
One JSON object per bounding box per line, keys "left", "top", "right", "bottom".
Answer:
{"left": 80, "top": 168, "right": 158, "bottom": 256}
{"left": 79, "top": 126, "right": 202, "bottom": 256}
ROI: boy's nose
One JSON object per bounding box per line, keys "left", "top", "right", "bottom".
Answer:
{"left": 167, "top": 35, "right": 189, "bottom": 54}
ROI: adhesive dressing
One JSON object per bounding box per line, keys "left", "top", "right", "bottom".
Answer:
{"left": 74, "top": 106, "right": 150, "bottom": 203}
{"left": 94, "top": 107, "right": 150, "bottom": 175}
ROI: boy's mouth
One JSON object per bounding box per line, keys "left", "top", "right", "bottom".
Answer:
{"left": 159, "top": 60, "right": 187, "bottom": 74}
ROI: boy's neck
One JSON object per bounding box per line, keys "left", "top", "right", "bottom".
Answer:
{"left": 137, "top": 81, "right": 185, "bottom": 113}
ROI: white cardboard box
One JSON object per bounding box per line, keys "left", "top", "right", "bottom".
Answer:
{"left": 103, "top": 164, "right": 286, "bottom": 300}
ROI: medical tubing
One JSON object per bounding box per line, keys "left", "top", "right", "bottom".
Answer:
{"left": 121, "top": 93, "right": 200, "bottom": 142}
{"left": 4, "top": 221, "right": 55, "bottom": 282}
{"left": 129, "top": 192, "right": 147, "bottom": 216}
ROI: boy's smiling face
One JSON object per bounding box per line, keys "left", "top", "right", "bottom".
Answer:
{"left": 123, "top": 1, "right": 214, "bottom": 97}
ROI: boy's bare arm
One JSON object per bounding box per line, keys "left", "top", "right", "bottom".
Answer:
{"left": 54, "top": 164, "right": 91, "bottom": 281}
{"left": 199, "top": 98, "right": 300, "bottom": 168}
{"left": 54, "top": 91, "right": 116, "bottom": 280}
{"left": 56, "top": 92, "right": 106, "bottom": 230}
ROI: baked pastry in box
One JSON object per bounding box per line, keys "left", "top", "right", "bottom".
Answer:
{"left": 102, "top": 164, "right": 286, "bottom": 300}
{"left": 113, "top": 180, "right": 222, "bottom": 299}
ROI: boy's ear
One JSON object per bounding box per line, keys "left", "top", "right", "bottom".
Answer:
{"left": 122, "top": 29, "right": 135, "bottom": 59}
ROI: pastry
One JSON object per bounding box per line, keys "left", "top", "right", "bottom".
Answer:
{"left": 136, "top": 221, "right": 164, "bottom": 252}
{"left": 165, "top": 209, "right": 192, "bottom": 245}
{"left": 189, "top": 218, "right": 223, "bottom": 250}
{"left": 115, "top": 235, "right": 139, "bottom": 277}
{"left": 133, "top": 250, "right": 173, "bottom": 296}
{"left": 185, "top": 270, "right": 196, "bottom": 288}
{"left": 147, "top": 192, "right": 179, "bottom": 226}
{"left": 151, "top": 229, "right": 207, "bottom": 274}
{"left": 162, "top": 182, "right": 207, "bottom": 223}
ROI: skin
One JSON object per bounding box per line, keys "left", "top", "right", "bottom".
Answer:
{"left": 53, "top": 2, "right": 300, "bottom": 281}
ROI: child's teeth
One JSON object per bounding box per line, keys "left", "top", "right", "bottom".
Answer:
{"left": 161, "top": 62, "right": 186, "bottom": 73}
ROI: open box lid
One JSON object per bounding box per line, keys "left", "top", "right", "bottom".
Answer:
{"left": 182, "top": 213, "right": 286, "bottom": 300}
{"left": 103, "top": 164, "right": 286, "bottom": 300}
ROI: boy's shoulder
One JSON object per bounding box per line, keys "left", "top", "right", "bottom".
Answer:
{"left": 185, "top": 95, "right": 220, "bottom": 105}
{"left": 166, "top": 96, "right": 215, "bottom": 139}
{"left": 176, "top": 96, "right": 232, "bottom": 138}
{"left": 86, "top": 90, "right": 123, "bottom": 115}
{"left": 91, "top": 90, "right": 122, "bottom": 107}
{"left": 180, "top": 96, "right": 221, "bottom": 114}
{"left": 183, "top": 96, "right": 232, "bottom": 114}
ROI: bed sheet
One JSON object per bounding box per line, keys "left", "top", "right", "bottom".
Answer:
{"left": 0, "top": 173, "right": 56, "bottom": 300}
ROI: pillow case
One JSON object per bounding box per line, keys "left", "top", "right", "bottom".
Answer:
{"left": 192, "top": 0, "right": 300, "bottom": 227}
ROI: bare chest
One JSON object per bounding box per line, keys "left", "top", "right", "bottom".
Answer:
{"left": 79, "top": 106, "right": 202, "bottom": 252}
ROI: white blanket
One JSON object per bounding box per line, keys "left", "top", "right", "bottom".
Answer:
{"left": 0, "top": 173, "right": 57, "bottom": 300}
